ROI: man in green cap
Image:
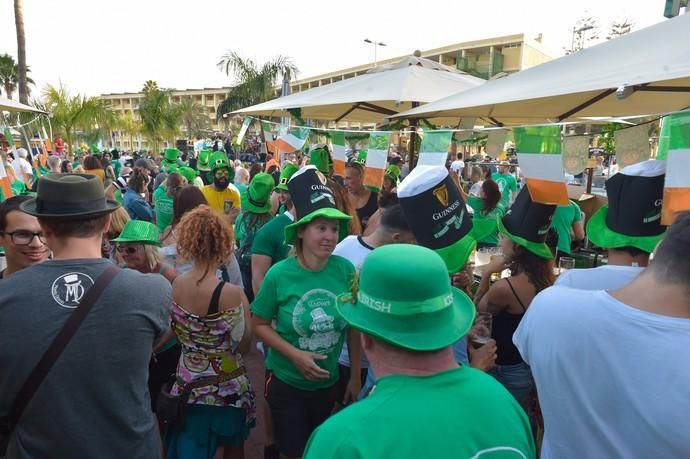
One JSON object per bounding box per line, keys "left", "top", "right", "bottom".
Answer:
{"left": 303, "top": 244, "right": 535, "bottom": 459}
{"left": 196, "top": 148, "right": 213, "bottom": 185}
{"left": 200, "top": 151, "right": 241, "bottom": 227}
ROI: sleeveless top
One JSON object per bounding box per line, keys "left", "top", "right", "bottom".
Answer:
{"left": 492, "top": 278, "right": 527, "bottom": 365}
{"left": 170, "top": 282, "right": 255, "bottom": 423}
{"left": 356, "top": 191, "right": 379, "bottom": 229}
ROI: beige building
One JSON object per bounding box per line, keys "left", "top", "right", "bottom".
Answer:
{"left": 100, "top": 33, "right": 551, "bottom": 150}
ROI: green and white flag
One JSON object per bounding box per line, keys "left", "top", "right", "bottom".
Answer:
{"left": 417, "top": 131, "right": 452, "bottom": 167}
{"left": 235, "top": 117, "right": 251, "bottom": 146}
{"left": 330, "top": 131, "right": 347, "bottom": 175}
{"left": 657, "top": 111, "right": 690, "bottom": 224}
{"left": 364, "top": 132, "right": 391, "bottom": 188}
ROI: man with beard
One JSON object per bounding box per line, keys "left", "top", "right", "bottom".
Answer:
{"left": 201, "top": 151, "right": 241, "bottom": 228}
{"left": 0, "top": 196, "right": 51, "bottom": 278}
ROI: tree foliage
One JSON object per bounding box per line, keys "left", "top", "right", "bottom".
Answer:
{"left": 564, "top": 16, "right": 600, "bottom": 55}
{"left": 0, "top": 53, "right": 34, "bottom": 99}
{"left": 137, "top": 82, "right": 181, "bottom": 154}
{"left": 177, "top": 96, "right": 210, "bottom": 139}
{"left": 607, "top": 19, "right": 634, "bottom": 40}
{"left": 216, "top": 52, "right": 298, "bottom": 121}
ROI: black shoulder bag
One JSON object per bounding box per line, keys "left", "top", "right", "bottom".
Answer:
{"left": 0, "top": 265, "right": 120, "bottom": 455}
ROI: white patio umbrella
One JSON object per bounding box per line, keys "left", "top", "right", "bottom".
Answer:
{"left": 0, "top": 96, "right": 47, "bottom": 114}
{"left": 232, "top": 56, "right": 485, "bottom": 123}
{"left": 392, "top": 14, "right": 690, "bottom": 125}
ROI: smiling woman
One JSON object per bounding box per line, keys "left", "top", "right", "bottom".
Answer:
{"left": 0, "top": 195, "right": 51, "bottom": 278}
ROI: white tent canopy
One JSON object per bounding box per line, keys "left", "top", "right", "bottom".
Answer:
{"left": 232, "top": 56, "right": 485, "bottom": 123}
{"left": 0, "top": 96, "right": 47, "bottom": 114}
{"left": 392, "top": 14, "right": 690, "bottom": 125}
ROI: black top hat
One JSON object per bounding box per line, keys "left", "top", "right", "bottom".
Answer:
{"left": 498, "top": 187, "right": 556, "bottom": 259}
{"left": 21, "top": 174, "right": 120, "bottom": 220}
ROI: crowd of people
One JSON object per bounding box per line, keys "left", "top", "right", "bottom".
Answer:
{"left": 0, "top": 136, "right": 689, "bottom": 459}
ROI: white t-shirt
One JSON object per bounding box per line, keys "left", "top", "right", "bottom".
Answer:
{"left": 514, "top": 286, "right": 690, "bottom": 459}
{"left": 12, "top": 157, "right": 33, "bottom": 178}
{"left": 333, "top": 235, "right": 375, "bottom": 368}
{"left": 469, "top": 180, "right": 483, "bottom": 197}
{"left": 450, "top": 159, "right": 465, "bottom": 173}
{"left": 555, "top": 265, "right": 643, "bottom": 290}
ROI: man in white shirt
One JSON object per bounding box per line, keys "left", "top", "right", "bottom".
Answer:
{"left": 556, "top": 160, "right": 666, "bottom": 290}
{"left": 12, "top": 148, "right": 33, "bottom": 182}
{"left": 514, "top": 210, "right": 690, "bottom": 459}
{"left": 450, "top": 153, "right": 465, "bottom": 177}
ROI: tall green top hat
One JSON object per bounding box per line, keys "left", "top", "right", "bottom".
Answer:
{"left": 210, "top": 151, "right": 235, "bottom": 182}
{"left": 284, "top": 165, "right": 351, "bottom": 244}
{"left": 275, "top": 162, "right": 299, "bottom": 192}
{"left": 197, "top": 149, "right": 213, "bottom": 171}
{"left": 337, "top": 244, "right": 475, "bottom": 351}
{"left": 163, "top": 148, "right": 180, "bottom": 164}
{"left": 20, "top": 174, "right": 120, "bottom": 220}
{"left": 398, "top": 165, "right": 475, "bottom": 274}
{"left": 587, "top": 159, "right": 666, "bottom": 253}
{"left": 111, "top": 220, "right": 162, "bottom": 247}
{"left": 245, "top": 173, "right": 274, "bottom": 214}
{"left": 309, "top": 147, "right": 331, "bottom": 175}
{"left": 498, "top": 187, "right": 556, "bottom": 260}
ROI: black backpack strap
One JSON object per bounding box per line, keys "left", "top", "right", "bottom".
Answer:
{"left": 3, "top": 265, "right": 120, "bottom": 434}
{"left": 207, "top": 281, "right": 225, "bottom": 316}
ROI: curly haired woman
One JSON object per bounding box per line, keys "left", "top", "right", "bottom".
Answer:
{"left": 166, "top": 205, "right": 255, "bottom": 459}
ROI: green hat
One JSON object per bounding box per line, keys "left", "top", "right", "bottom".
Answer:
{"left": 178, "top": 166, "right": 199, "bottom": 184}
{"left": 197, "top": 149, "right": 212, "bottom": 171}
{"left": 384, "top": 164, "right": 401, "bottom": 183}
{"left": 163, "top": 148, "right": 180, "bottom": 163}
{"left": 309, "top": 147, "right": 331, "bottom": 174}
{"left": 89, "top": 144, "right": 100, "bottom": 154}
{"left": 587, "top": 160, "right": 666, "bottom": 253}
{"left": 111, "top": 220, "right": 162, "bottom": 247}
{"left": 498, "top": 187, "right": 555, "bottom": 260}
{"left": 398, "top": 166, "right": 476, "bottom": 274}
{"left": 209, "top": 151, "right": 235, "bottom": 181}
{"left": 245, "top": 173, "right": 274, "bottom": 214}
{"left": 164, "top": 163, "right": 179, "bottom": 174}
{"left": 284, "top": 165, "right": 351, "bottom": 244}
{"left": 20, "top": 174, "right": 120, "bottom": 220}
{"left": 356, "top": 149, "right": 367, "bottom": 164}
{"left": 275, "top": 162, "right": 299, "bottom": 192}
{"left": 337, "top": 244, "right": 475, "bottom": 351}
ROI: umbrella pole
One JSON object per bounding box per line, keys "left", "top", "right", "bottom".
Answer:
{"left": 408, "top": 104, "right": 419, "bottom": 171}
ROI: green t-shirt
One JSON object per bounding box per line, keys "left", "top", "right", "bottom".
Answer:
{"left": 304, "top": 367, "right": 535, "bottom": 459}
{"left": 234, "top": 212, "right": 273, "bottom": 249}
{"left": 550, "top": 199, "right": 583, "bottom": 255}
{"left": 466, "top": 195, "right": 505, "bottom": 245}
{"left": 11, "top": 179, "right": 26, "bottom": 196}
{"left": 251, "top": 212, "right": 293, "bottom": 263}
{"left": 114, "top": 189, "right": 123, "bottom": 206}
{"left": 111, "top": 159, "right": 121, "bottom": 178}
{"left": 491, "top": 172, "right": 517, "bottom": 208}
{"left": 153, "top": 184, "right": 173, "bottom": 233}
{"left": 251, "top": 255, "right": 356, "bottom": 390}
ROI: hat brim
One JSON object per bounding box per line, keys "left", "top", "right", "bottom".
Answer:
{"left": 336, "top": 287, "right": 475, "bottom": 351}
{"left": 586, "top": 205, "right": 664, "bottom": 253}
{"left": 110, "top": 236, "right": 162, "bottom": 247}
{"left": 284, "top": 208, "right": 351, "bottom": 244}
{"left": 434, "top": 234, "right": 477, "bottom": 274}
{"left": 244, "top": 200, "right": 273, "bottom": 214}
{"left": 274, "top": 184, "right": 288, "bottom": 192}
{"left": 20, "top": 199, "right": 121, "bottom": 220}
{"left": 497, "top": 217, "right": 553, "bottom": 260}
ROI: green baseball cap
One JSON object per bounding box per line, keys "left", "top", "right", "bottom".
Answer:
{"left": 111, "top": 220, "right": 162, "bottom": 246}
{"left": 245, "top": 173, "right": 274, "bottom": 214}
{"left": 275, "top": 163, "right": 299, "bottom": 192}
{"left": 337, "top": 244, "right": 475, "bottom": 351}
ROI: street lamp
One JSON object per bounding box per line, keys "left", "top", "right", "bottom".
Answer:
{"left": 364, "top": 38, "right": 387, "bottom": 66}
{"left": 570, "top": 25, "right": 594, "bottom": 53}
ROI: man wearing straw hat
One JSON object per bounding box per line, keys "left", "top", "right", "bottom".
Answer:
{"left": 304, "top": 244, "right": 535, "bottom": 458}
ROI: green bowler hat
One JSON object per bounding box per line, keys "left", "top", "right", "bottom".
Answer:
{"left": 21, "top": 174, "right": 120, "bottom": 220}
{"left": 245, "top": 173, "right": 274, "bottom": 214}
{"left": 111, "top": 220, "right": 162, "bottom": 246}
{"left": 275, "top": 163, "right": 299, "bottom": 192}
{"left": 398, "top": 165, "right": 476, "bottom": 274}
{"left": 498, "top": 187, "right": 555, "bottom": 260}
{"left": 284, "top": 165, "right": 351, "bottom": 244}
{"left": 587, "top": 159, "right": 666, "bottom": 253}
{"left": 337, "top": 244, "right": 475, "bottom": 351}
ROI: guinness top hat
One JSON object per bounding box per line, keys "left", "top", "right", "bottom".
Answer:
{"left": 498, "top": 187, "right": 556, "bottom": 259}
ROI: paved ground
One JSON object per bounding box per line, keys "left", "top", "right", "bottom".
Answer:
{"left": 244, "top": 346, "right": 268, "bottom": 459}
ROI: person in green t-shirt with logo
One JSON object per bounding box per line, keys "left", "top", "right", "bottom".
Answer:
{"left": 491, "top": 161, "right": 518, "bottom": 208}
{"left": 303, "top": 244, "right": 535, "bottom": 459}
{"left": 461, "top": 178, "right": 505, "bottom": 247}
{"left": 550, "top": 199, "right": 585, "bottom": 258}
{"left": 153, "top": 172, "right": 185, "bottom": 234}
{"left": 251, "top": 165, "right": 360, "bottom": 459}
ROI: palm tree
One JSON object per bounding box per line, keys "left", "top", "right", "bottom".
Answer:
{"left": 43, "top": 85, "right": 114, "bottom": 155}
{"left": 119, "top": 112, "right": 142, "bottom": 151}
{"left": 142, "top": 80, "right": 159, "bottom": 93}
{"left": 216, "top": 52, "right": 297, "bottom": 121}
{"left": 138, "top": 86, "right": 181, "bottom": 154}
{"left": 0, "top": 54, "right": 34, "bottom": 99}
{"left": 176, "top": 96, "right": 210, "bottom": 140}
{"left": 14, "top": 0, "right": 28, "bottom": 103}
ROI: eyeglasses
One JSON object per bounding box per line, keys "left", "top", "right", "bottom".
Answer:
{"left": 115, "top": 244, "right": 143, "bottom": 255}
{"left": 1, "top": 230, "right": 47, "bottom": 246}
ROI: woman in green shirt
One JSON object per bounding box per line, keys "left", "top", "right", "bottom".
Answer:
{"left": 461, "top": 179, "right": 505, "bottom": 248}
{"left": 251, "top": 166, "right": 361, "bottom": 459}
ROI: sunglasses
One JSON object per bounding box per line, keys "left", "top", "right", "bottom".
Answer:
{"left": 115, "top": 244, "right": 143, "bottom": 255}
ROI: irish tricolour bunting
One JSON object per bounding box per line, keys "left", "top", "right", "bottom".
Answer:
{"left": 330, "top": 131, "right": 347, "bottom": 176}
{"left": 417, "top": 131, "right": 453, "bottom": 167}
{"left": 235, "top": 117, "right": 251, "bottom": 146}
{"left": 514, "top": 125, "right": 569, "bottom": 206}
{"left": 364, "top": 132, "right": 391, "bottom": 189}
{"left": 0, "top": 159, "right": 12, "bottom": 199}
{"left": 272, "top": 127, "right": 309, "bottom": 154}
{"left": 657, "top": 111, "right": 690, "bottom": 225}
